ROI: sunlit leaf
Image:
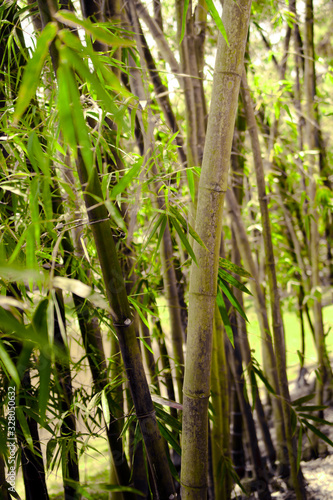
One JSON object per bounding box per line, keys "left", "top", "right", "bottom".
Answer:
{"left": 55, "top": 10, "right": 134, "bottom": 47}
{"left": 170, "top": 217, "right": 197, "bottom": 264}
{"left": 13, "top": 22, "right": 58, "bottom": 123}
{"left": 219, "top": 257, "right": 252, "bottom": 279}
{"left": 205, "top": 0, "right": 229, "bottom": 46}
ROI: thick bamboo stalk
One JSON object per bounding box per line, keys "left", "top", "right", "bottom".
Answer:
{"left": 180, "top": 2, "right": 251, "bottom": 497}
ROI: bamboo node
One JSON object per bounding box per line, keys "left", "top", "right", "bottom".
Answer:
{"left": 113, "top": 318, "right": 133, "bottom": 328}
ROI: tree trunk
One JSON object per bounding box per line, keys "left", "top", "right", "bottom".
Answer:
{"left": 181, "top": 2, "right": 251, "bottom": 497}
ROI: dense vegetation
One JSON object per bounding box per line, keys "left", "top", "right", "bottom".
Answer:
{"left": 0, "top": 0, "right": 332, "bottom": 499}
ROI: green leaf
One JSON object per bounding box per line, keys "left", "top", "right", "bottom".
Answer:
{"left": 57, "top": 64, "right": 77, "bottom": 153}
{"left": 169, "top": 205, "right": 206, "bottom": 250}
{"left": 58, "top": 29, "right": 132, "bottom": 99}
{"left": 205, "top": 0, "right": 229, "bottom": 46}
{"left": 219, "top": 257, "right": 252, "bottom": 278}
{"left": 0, "top": 339, "right": 20, "bottom": 387}
{"left": 59, "top": 44, "right": 120, "bottom": 118}
{"left": 291, "top": 393, "right": 315, "bottom": 406}
{"left": 16, "top": 407, "right": 34, "bottom": 451}
{"left": 46, "top": 439, "right": 58, "bottom": 470}
{"left": 13, "top": 22, "right": 58, "bottom": 123}
{"left": 55, "top": 10, "right": 134, "bottom": 48}
{"left": 170, "top": 217, "right": 197, "bottom": 264}
{"left": 216, "top": 288, "right": 234, "bottom": 347}
{"left": 252, "top": 365, "right": 276, "bottom": 395}
{"left": 111, "top": 157, "right": 143, "bottom": 198}
{"left": 155, "top": 405, "right": 183, "bottom": 428}
{"left": 101, "top": 389, "right": 110, "bottom": 427}
{"left": 157, "top": 420, "right": 181, "bottom": 456}
{"left": 139, "top": 337, "right": 154, "bottom": 354}
{"left": 295, "top": 405, "right": 327, "bottom": 412}
{"left": 179, "top": 0, "right": 190, "bottom": 45}
{"left": 139, "top": 214, "right": 166, "bottom": 257}
{"left": 128, "top": 297, "right": 150, "bottom": 328}
{"left": 298, "top": 413, "right": 333, "bottom": 425}
{"left": 58, "top": 51, "right": 93, "bottom": 172}
{"left": 218, "top": 278, "right": 249, "bottom": 322}
{"left": 218, "top": 268, "right": 252, "bottom": 295}
{"left": 302, "top": 420, "right": 333, "bottom": 448}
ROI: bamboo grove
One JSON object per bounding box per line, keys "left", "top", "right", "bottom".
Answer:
{"left": 0, "top": 0, "right": 333, "bottom": 499}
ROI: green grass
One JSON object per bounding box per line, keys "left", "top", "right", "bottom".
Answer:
{"left": 245, "top": 302, "right": 333, "bottom": 381}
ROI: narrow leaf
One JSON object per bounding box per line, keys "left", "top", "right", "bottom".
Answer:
{"left": 13, "top": 22, "right": 58, "bottom": 123}
{"left": 216, "top": 288, "right": 234, "bottom": 347}
{"left": 0, "top": 340, "right": 20, "bottom": 387}
{"left": 205, "top": 0, "right": 229, "bottom": 46}
{"left": 302, "top": 420, "right": 333, "bottom": 448}
{"left": 55, "top": 11, "right": 134, "bottom": 47}
{"left": 219, "top": 257, "right": 252, "bottom": 278}
{"left": 157, "top": 421, "right": 181, "bottom": 456}
{"left": 218, "top": 268, "right": 252, "bottom": 295}
{"left": 101, "top": 390, "right": 110, "bottom": 427}
{"left": 291, "top": 393, "right": 315, "bottom": 406}
{"left": 171, "top": 217, "right": 197, "bottom": 264}
{"left": 179, "top": 0, "right": 190, "bottom": 45}
{"left": 111, "top": 157, "right": 143, "bottom": 198}
{"left": 218, "top": 278, "right": 249, "bottom": 322}
{"left": 252, "top": 365, "right": 276, "bottom": 395}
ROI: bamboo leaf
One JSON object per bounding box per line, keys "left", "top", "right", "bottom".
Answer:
{"left": 111, "top": 157, "right": 143, "bottom": 198}
{"left": 169, "top": 205, "right": 206, "bottom": 249}
{"left": 295, "top": 405, "right": 327, "bottom": 412}
{"left": 0, "top": 339, "right": 20, "bottom": 387}
{"left": 157, "top": 421, "right": 181, "bottom": 455}
{"left": 13, "top": 22, "right": 58, "bottom": 123}
{"left": 186, "top": 168, "right": 195, "bottom": 203}
{"left": 252, "top": 365, "right": 276, "bottom": 395}
{"left": 216, "top": 288, "right": 234, "bottom": 347}
{"left": 218, "top": 268, "right": 252, "bottom": 295}
{"left": 219, "top": 257, "right": 252, "bottom": 279}
{"left": 170, "top": 217, "right": 197, "bottom": 264}
{"left": 140, "top": 214, "right": 166, "bottom": 257}
{"left": 179, "top": 0, "right": 190, "bottom": 44}
{"left": 205, "top": 0, "right": 229, "bottom": 46}
{"left": 302, "top": 420, "right": 333, "bottom": 448}
{"left": 101, "top": 389, "right": 110, "bottom": 427}
{"left": 291, "top": 393, "right": 315, "bottom": 406}
{"left": 218, "top": 278, "right": 249, "bottom": 322}
{"left": 298, "top": 413, "right": 333, "bottom": 425}
{"left": 16, "top": 407, "right": 34, "bottom": 451}
{"left": 55, "top": 10, "right": 134, "bottom": 47}
{"left": 128, "top": 297, "right": 150, "bottom": 328}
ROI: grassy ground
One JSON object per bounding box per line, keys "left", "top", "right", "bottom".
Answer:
{"left": 245, "top": 302, "right": 333, "bottom": 380}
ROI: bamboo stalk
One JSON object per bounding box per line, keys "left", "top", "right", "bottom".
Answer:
{"left": 180, "top": 2, "right": 251, "bottom": 497}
